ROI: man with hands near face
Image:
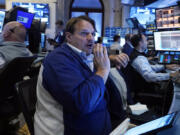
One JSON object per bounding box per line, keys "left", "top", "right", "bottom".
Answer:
{"left": 94, "top": 43, "right": 110, "bottom": 83}
{"left": 34, "top": 16, "right": 113, "bottom": 135}
{"left": 109, "top": 53, "right": 129, "bottom": 69}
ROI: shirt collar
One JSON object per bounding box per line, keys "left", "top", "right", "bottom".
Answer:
{"left": 67, "top": 42, "right": 94, "bottom": 61}
{"left": 67, "top": 42, "right": 94, "bottom": 71}
{"left": 67, "top": 42, "right": 82, "bottom": 56}
{"left": 1, "top": 41, "right": 26, "bottom": 47}
{"left": 127, "top": 42, "right": 134, "bottom": 48}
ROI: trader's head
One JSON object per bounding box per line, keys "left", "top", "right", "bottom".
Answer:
{"left": 2, "top": 21, "right": 26, "bottom": 43}
{"left": 113, "top": 35, "right": 120, "bottom": 43}
{"left": 131, "top": 33, "right": 147, "bottom": 52}
{"left": 125, "top": 34, "right": 133, "bottom": 42}
{"left": 55, "top": 20, "right": 64, "bottom": 34}
{"left": 65, "top": 16, "right": 96, "bottom": 55}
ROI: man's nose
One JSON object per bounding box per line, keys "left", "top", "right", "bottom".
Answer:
{"left": 87, "top": 33, "right": 94, "bottom": 39}
{"left": 87, "top": 33, "right": 94, "bottom": 40}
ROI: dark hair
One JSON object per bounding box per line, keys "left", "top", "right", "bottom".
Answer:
{"left": 125, "top": 34, "right": 132, "bottom": 41}
{"left": 113, "top": 35, "right": 120, "bottom": 42}
{"left": 130, "top": 33, "right": 143, "bottom": 48}
{"left": 56, "top": 20, "right": 64, "bottom": 26}
{"left": 97, "top": 37, "right": 103, "bottom": 43}
{"left": 65, "top": 15, "right": 96, "bottom": 34}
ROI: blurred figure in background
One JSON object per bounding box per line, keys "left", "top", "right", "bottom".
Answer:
{"left": 122, "top": 34, "right": 133, "bottom": 57}
{"left": 47, "top": 20, "right": 65, "bottom": 48}
{"left": 96, "top": 36, "right": 103, "bottom": 44}
{"left": 129, "top": 33, "right": 179, "bottom": 82}
{"left": 109, "top": 35, "right": 122, "bottom": 54}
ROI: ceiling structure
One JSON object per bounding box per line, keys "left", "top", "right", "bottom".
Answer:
{"left": 146, "top": 0, "right": 179, "bottom": 8}
{"left": 0, "top": 0, "right": 180, "bottom": 9}
{"left": 121, "top": 0, "right": 180, "bottom": 8}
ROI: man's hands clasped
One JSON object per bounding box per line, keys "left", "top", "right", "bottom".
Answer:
{"left": 93, "top": 43, "right": 110, "bottom": 83}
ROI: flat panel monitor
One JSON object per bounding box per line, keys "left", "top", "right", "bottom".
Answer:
{"left": 154, "top": 30, "right": 180, "bottom": 51}
{"left": 16, "top": 10, "right": 35, "bottom": 29}
{"left": 12, "top": 2, "right": 50, "bottom": 25}
{"left": 126, "top": 18, "right": 134, "bottom": 28}
{"left": 124, "top": 111, "right": 177, "bottom": 135}
{"left": 156, "top": 5, "right": 180, "bottom": 29}
{"left": 126, "top": 17, "right": 142, "bottom": 29}
{"left": 130, "top": 7, "right": 155, "bottom": 28}
{"left": 120, "top": 37, "right": 125, "bottom": 47}
{"left": 40, "top": 33, "right": 46, "bottom": 48}
{"left": 102, "top": 36, "right": 113, "bottom": 47}
{"left": 0, "top": 11, "right": 5, "bottom": 33}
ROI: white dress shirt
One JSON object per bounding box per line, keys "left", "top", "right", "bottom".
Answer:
{"left": 109, "top": 68, "right": 127, "bottom": 110}
{"left": 110, "top": 42, "right": 122, "bottom": 53}
{"left": 67, "top": 43, "right": 94, "bottom": 72}
{"left": 131, "top": 55, "right": 170, "bottom": 82}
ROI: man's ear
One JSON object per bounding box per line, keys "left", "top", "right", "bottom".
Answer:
{"left": 65, "top": 32, "right": 72, "bottom": 42}
{"left": 3, "top": 31, "right": 11, "bottom": 38}
{"left": 139, "top": 40, "right": 143, "bottom": 47}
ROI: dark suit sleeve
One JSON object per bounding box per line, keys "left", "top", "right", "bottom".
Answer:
{"left": 42, "top": 52, "right": 106, "bottom": 115}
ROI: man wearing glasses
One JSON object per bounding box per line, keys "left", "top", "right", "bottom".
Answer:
{"left": 34, "top": 16, "right": 113, "bottom": 135}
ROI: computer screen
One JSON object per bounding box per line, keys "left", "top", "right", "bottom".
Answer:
{"left": 102, "top": 37, "right": 113, "bottom": 47}
{"left": 154, "top": 30, "right": 180, "bottom": 51}
{"left": 126, "top": 18, "right": 134, "bottom": 28}
{"left": 40, "top": 33, "right": 46, "bottom": 48}
{"left": 121, "top": 37, "right": 125, "bottom": 47}
{"left": 130, "top": 7, "right": 155, "bottom": 28}
{"left": 156, "top": 5, "right": 180, "bottom": 29}
{"left": 12, "top": 2, "right": 50, "bottom": 25}
{"left": 125, "top": 112, "right": 176, "bottom": 135}
{"left": 0, "top": 11, "right": 5, "bottom": 33}
{"left": 16, "top": 10, "right": 35, "bottom": 29}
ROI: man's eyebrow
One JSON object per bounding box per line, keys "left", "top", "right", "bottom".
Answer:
{"left": 80, "top": 29, "right": 95, "bottom": 32}
{"left": 80, "top": 29, "right": 89, "bottom": 31}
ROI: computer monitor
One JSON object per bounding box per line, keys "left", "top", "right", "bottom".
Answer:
{"left": 125, "top": 111, "right": 177, "bottom": 135}
{"left": 156, "top": 5, "right": 180, "bottom": 29}
{"left": 12, "top": 2, "right": 50, "bottom": 26}
{"left": 16, "top": 10, "right": 35, "bottom": 29}
{"left": 130, "top": 6, "right": 155, "bottom": 28}
{"left": 40, "top": 33, "right": 46, "bottom": 48}
{"left": 102, "top": 36, "right": 113, "bottom": 47}
{"left": 0, "top": 11, "right": 5, "bottom": 33}
{"left": 126, "top": 18, "right": 134, "bottom": 28}
{"left": 154, "top": 30, "right": 180, "bottom": 51}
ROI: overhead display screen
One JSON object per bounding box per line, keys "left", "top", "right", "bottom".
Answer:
{"left": 156, "top": 5, "right": 180, "bottom": 29}
{"left": 12, "top": 2, "right": 50, "bottom": 25}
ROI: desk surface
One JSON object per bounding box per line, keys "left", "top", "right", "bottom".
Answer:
{"left": 111, "top": 81, "right": 180, "bottom": 135}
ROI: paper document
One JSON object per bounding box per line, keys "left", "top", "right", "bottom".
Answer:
{"left": 129, "top": 102, "right": 148, "bottom": 115}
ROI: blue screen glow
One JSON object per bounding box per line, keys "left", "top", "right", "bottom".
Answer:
{"left": 130, "top": 7, "right": 155, "bottom": 27}
{"left": 16, "top": 10, "right": 35, "bottom": 29}
{"left": 12, "top": 2, "right": 50, "bottom": 25}
{"left": 0, "top": 11, "right": 5, "bottom": 33}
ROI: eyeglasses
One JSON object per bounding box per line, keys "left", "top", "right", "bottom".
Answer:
{"left": 9, "top": 26, "right": 17, "bottom": 33}
{"left": 79, "top": 31, "right": 96, "bottom": 37}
